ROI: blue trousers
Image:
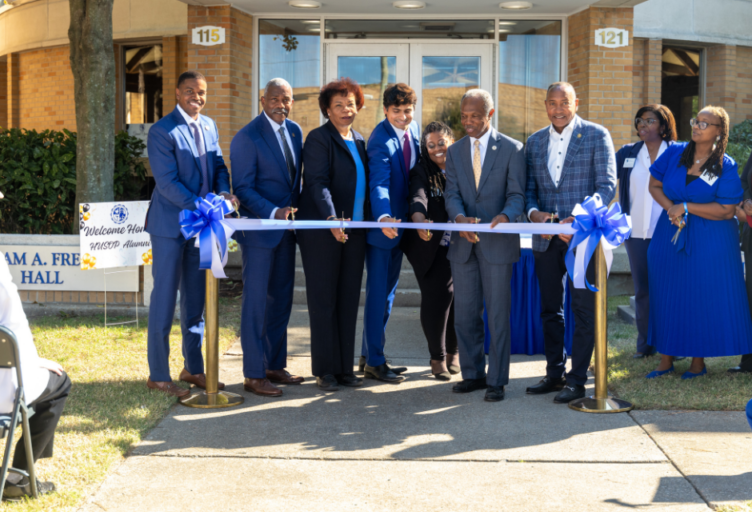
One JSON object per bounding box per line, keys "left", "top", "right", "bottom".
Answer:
{"left": 624, "top": 237, "right": 654, "bottom": 354}
{"left": 239, "top": 230, "right": 296, "bottom": 379}
{"left": 147, "top": 234, "right": 206, "bottom": 382}
{"left": 361, "top": 244, "right": 403, "bottom": 367}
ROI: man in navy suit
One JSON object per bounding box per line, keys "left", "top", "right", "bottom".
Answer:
{"left": 524, "top": 82, "right": 617, "bottom": 404}
{"left": 360, "top": 84, "right": 421, "bottom": 383}
{"left": 230, "top": 78, "right": 304, "bottom": 398}
{"left": 146, "top": 71, "right": 236, "bottom": 397}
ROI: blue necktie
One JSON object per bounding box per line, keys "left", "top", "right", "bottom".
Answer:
{"left": 192, "top": 123, "right": 209, "bottom": 197}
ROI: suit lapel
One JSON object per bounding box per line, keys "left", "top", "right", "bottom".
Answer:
{"left": 477, "top": 128, "right": 501, "bottom": 193}
{"left": 260, "top": 115, "right": 292, "bottom": 185}
{"left": 458, "top": 137, "right": 475, "bottom": 190}
{"left": 174, "top": 109, "right": 203, "bottom": 175}
{"left": 325, "top": 121, "right": 356, "bottom": 167}
{"left": 285, "top": 119, "right": 303, "bottom": 178}
{"left": 198, "top": 114, "right": 213, "bottom": 187}
{"left": 536, "top": 129, "right": 555, "bottom": 188}
{"left": 383, "top": 120, "right": 407, "bottom": 179}
{"left": 558, "top": 116, "right": 584, "bottom": 186}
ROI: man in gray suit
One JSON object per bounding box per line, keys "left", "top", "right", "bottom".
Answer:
{"left": 444, "top": 89, "right": 526, "bottom": 402}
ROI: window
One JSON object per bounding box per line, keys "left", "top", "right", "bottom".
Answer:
{"left": 324, "top": 19, "right": 494, "bottom": 40}
{"left": 124, "top": 44, "right": 163, "bottom": 124}
{"left": 498, "top": 20, "right": 562, "bottom": 142}
{"left": 661, "top": 45, "right": 701, "bottom": 141}
{"left": 259, "top": 20, "right": 321, "bottom": 137}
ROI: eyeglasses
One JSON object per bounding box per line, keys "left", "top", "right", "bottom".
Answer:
{"left": 690, "top": 118, "right": 721, "bottom": 130}
{"left": 634, "top": 118, "right": 658, "bottom": 128}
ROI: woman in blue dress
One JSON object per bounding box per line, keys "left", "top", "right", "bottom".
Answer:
{"left": 646, "top": 105, "right": 752, "bottom": 379}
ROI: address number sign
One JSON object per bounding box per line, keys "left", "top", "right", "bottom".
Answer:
{"left": 192, "top": 26, "right": 226, "bottom": 47}
{"left": 594, "top": 28, "right": 629, "bottom": 49}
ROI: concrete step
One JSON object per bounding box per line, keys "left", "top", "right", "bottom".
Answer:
{"left": 294, "top": 267, "right": 418, "bottom": 289}
{"left": 293, "top": 286, "right": 421, "bottom": 307}
{"left": 617, "top": 304, "right": 636, "bottom": 326}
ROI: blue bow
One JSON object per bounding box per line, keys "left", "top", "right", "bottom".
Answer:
{"left": 179, "top": 193, "right": 234, "bottom": 277}
{"left": 564, "top": 196, "right": 632, "bottom": 292}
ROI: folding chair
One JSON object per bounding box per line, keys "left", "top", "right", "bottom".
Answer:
{"left": 0, "top": 325, "right": 38, "bottom": 500}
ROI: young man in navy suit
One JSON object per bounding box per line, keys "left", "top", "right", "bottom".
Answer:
{"left": 145, "top": 71, "right": 237, "bottom": 397}
{"left": 361, "top": 84, "right": 421, "bottom": 383}
{"left": 230, "top": 78, "right": 304, "bottom": 398}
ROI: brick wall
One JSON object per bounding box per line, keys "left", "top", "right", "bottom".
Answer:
{"left": 0, "top": 60, "right": 6, "bottom": 129}
{"left": 630, "top": 37, "right": 663, "bottom": 142}
{"left": 7, "top": 53, "right": 19, "bottom": 129}
{"left": 14, "top": 47, "right": 76, "bottom": 131}
{"left": 567, "top": 7, "right": 634, "bottom": 147}
{"left": 706, "top": 44, "right": 738, "bottom": 124}
{"left": 737, "top": 46, "right": 752, "bottom": 122}
{"left": 162, "top": 35, "right": 189, "bottom": 115}
{"left": 187, "top": 6, "right": 253, "bottom": 171}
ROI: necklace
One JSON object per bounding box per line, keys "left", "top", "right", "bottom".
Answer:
{"left": 695, "top": 154, "right": 710, "bottom": 164}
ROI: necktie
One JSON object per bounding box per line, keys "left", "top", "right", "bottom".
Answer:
{"left": 403, "top": 132, "right": 411, "bottom": 177}
{"left": 473, "top": 139, "right": 482, "bottom": 189}
{"left": 192, "top": 122, "right": 209, "bottom": 197}
{"left": 279, "top": 126, "right": 296, "bottom": 184}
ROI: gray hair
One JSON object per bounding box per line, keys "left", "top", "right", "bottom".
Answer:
{"left": 546, "top": 81, "right": 576, "bottom": 99}
{"left": 264, "top": 78, "right": 292, "bottom": 97}
{"left": 461, "top": 89, "right": 494, "bottom": 115}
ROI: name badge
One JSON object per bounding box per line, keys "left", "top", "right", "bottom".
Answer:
{"left": 700, "top": 170, "right": 719, "bottom": 186}
{"left": 623, "top": 158, "right": 636, "bottom": 168}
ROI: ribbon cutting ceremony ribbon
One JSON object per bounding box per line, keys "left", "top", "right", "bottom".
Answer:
{"left": 180, "top": 195, "right": 630, "bottom": 287}
{"left": 179, "top": 193, "right": 234, "bottom": 279}
{"left": 564, "top": 196, "right": 632, "bottom": 292}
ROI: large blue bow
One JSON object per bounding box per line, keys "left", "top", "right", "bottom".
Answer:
{"left": 179, "top": 193, "right": 234, "bottom": 278}
{"left": 564, "top": 196, "right": 632, "bottom": 292}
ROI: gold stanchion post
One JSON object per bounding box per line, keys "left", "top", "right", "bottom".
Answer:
{"left": 569, "top": 243, "right": 634, "bottom": 413}
{"left": 181, "top": 270, "right": 244, "bottom": 408}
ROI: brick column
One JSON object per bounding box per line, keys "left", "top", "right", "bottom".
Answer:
{"left": 0, "top": 59, "right": 7, "bottom": 129}
{"left": 706, "top": 44, "right": 739, "bottom": 124}
{"left": 187, "top": 6, "right": 253, "bottom": 172}
{"left": 567, "top": 7, "right": 634, "bottom": 148}
{"left": 643, "top": 39, "right": 662, "bottom": 106}
{"left": 162, "top": 35, "right": 188, "bottom": 115}
{"left": 6, "top": 52, "right": 20, "bottom": 129}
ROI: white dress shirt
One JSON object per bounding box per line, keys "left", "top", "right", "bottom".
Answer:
{"left": 176, "top": 104, "right": 230, "bottom": 196}
{"left": 0, "top": 253, "right": 50, "bottom": 414}
{"left": 528, "top": 121, "right": 577, "bottom": 219}
{"left": 263, "top": 112, "right": 297, "bottom": 220}
{"left": 630, "top": 142, "right": 666, "bottom": 239}
{"left": 469, "top": 127, "right": 493, "bottom": 171}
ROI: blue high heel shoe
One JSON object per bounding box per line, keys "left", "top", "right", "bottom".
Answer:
{"left": 646, "top": 365, "right": 674, "bottom": 379}
{"left": 681, "top": 367, "right": 707, "bottom": 380}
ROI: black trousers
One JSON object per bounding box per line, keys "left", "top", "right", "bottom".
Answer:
{"left": 624, "top": 237, "right": 654, "bottom": 354}
{"left": 533, "top": 237, "right": 596, "bottom": 386}
{"left": 298, "top": 228, "right": 366, "bottom": 377}
{"left": 414, "top": 245, "right": 457, "bottom": 361}
{"left": 741, "top": 247, "right": 752, "bottom": 371}
{"left": 13, "top": 370, "right": 71, "bottom": 471}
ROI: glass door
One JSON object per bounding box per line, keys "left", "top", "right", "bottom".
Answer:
{"left": 326, "top": 44, "right": 409, "bottom": 141}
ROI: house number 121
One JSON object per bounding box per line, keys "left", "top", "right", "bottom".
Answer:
{"left": 594, "top": 28, "right": 629, "bottom": 49}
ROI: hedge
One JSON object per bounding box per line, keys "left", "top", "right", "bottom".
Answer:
{"left": 0, "top": 128, "right": 148, "bottom": 235}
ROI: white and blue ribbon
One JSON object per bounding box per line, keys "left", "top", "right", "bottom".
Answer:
{"left": 564, "top": 196, "right": 632, "bottom": 292}
{"left": 180, "top": 195, "right": 630, "bottom": 289}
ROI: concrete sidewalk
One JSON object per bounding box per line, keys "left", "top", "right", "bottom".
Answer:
{"left": 81, "top": 307, "right": 752, "bottom": 511}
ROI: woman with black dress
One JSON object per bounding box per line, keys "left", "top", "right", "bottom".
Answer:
{"left": 401, "top": 121, "right": 459, "bottom": 381}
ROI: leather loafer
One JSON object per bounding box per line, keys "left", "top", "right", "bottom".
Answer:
{"left": 179, "top": 368, "right": 225, "bottom": 390}
{"left": 553, "top": 384, "right": 586, "bottom": 404}
{"left": 316, "top": 374, "right": 340, "bottom": 391}
{"left": 452, "top": 378, "right": 488, "bottom": 394}
{"left": 336, "top": 373, "right": 363, "bottom": 387}
{"left": 147, "top": 378, "right": 190, "bottom": 398}
{"left": 526, "top": 376, "right": 566, "bottom": 395}
{"left": 266, "top": 369, "right": 304, "bottom": 385}
{"left": 386, "top": 363, "right": 407, "bottom": 375}
{"left": 243, "top": 378, "right": 283, "bottom": 397}
{"left": 364, "top": 363, "right": 405, "bottom": 383}
{"left": 358, "top": 356, "right": 366, "bottom": 373}
{"left": 728, "top": 366, "right": 752, "bottom": 374}
{"left": 2, "top": 475, "right": 56, "bottom": 502}
{"left": 484, "top": 385, "right": 505, "bottom": 402}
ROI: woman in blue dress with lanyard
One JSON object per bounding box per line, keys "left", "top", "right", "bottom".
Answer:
{"left": 646, "top": 105, "right": 752, "bottom": 379}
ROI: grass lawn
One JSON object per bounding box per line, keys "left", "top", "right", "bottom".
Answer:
{"left": 606, "top": 296, "right": 752, "bottom": 411}
{"left": 0, "top": 297, "right": 241, "bottom": 511}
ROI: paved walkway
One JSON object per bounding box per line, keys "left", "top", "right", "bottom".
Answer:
{"left": 82, "top": 307, "right": 752, "bottom": 511}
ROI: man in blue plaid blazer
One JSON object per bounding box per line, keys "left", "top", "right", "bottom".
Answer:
{"left": 524, "top": 82, "right": 616, "bottom": 404}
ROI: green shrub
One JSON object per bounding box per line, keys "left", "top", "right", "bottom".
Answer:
{"left": 728, "top": 120, "right": 752, "bottom": 170}
{"left": 0, "top": 128, "right": 148, "bottom": 235}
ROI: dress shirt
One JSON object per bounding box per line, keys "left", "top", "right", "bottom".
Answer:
{"left": 377, "top": 124, "right": 417, "bottom": 222}
{"left": 176, "top": 104, "right": 230, "bottom": 197}
{"left": 0, "top": 253, "right": 49, "bottom": 414}
{"left": 263, "top": 112, "right": 296, "bottom": 220}
{"left": 454, "top": 128, "right": 493, "bottom": 221}
{"left": 629, "top": 141, "right": 666, "bottom": 239}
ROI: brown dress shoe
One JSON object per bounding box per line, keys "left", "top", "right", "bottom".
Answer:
{"left": 179, "top": 369, "right": 225, "bottom": 390}
{"left": 147, "top": 378, "right": 190, "bottom": 398}
{"left": 244, "top": 378, "right": 283, "bottom": 397}
{"left": 266, "top": 369, "right": 304, "bottom": 385}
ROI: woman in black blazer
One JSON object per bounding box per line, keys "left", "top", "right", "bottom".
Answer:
{"left": 297, "top": 78, "right": 370, "bottom": 391}
{"left": 401, "top": 121, "right": 458, "bottom": 380}
{"left": 615, "top": 104, "right": 676, "bottom": 358}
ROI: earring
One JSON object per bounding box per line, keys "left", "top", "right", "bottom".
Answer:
{"left": 717, "top": 136, "right": 721, "bottom": 141}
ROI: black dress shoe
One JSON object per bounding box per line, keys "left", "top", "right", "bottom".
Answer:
{"left": 553, "top": 384, "right": 586, "bottom": 404}
{"left": 386, "top": 362, "right": 407, "bottom": 375}
{"left": 358, "top": 356, "right": 366, "bottom": 373}
{"left": 336, "top": 373, "right": 363, "bottom": 387}
{"left": 484, "top": 385, "right": 505, "bottom": 402}
{"left": 452, "top": 378, "right": 488, "bottom": 394}
{"left": 728, "top": 366, "right": 752, "bottom": 374}
{"left": 2, "top": 475, "right": 56, "bottom": 501}
{"left": 364, "top": 364, "right": 405, "bottom": 383}
{"left": 316, "top": 374, "right": 340, "bottom": 391}
{"left": 526, "top": 376, "right": 566, "bottom": 395}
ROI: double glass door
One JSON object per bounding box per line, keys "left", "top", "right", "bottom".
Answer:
{"left": 326, "top": 42, "right": 494, "bottom": 141}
